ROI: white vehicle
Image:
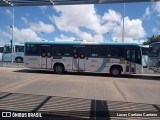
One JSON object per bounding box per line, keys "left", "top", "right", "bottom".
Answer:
{"left": 24, "top": 41, "right": 143, "bottom": 76}
{"left": 148, "top": 42, "right": 160, "bottom": 72}
{"left": 0, "top": 45, "right": 4, "bottom": 61}
{"left": 141, "top": 45, "right": 149, "bottom": 68}
{"left": 3, "top": 43, "right": 24, "bottom": 63}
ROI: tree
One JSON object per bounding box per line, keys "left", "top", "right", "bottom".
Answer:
{"left": 143, "top": 35, "right": 160, "bottom": 45}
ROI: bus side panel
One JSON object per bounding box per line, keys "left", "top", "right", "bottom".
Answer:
{"left": 106, "top": 58, "right": 126, "bottom": 74}
{"left": 0, "top": 53, "right": 2, "bottom": 61}
{"left": 62, "top": 57, "right": 72, "bottom": 70}
{"left": 3, "top": 53, "right": 12, "bottom": 62}
{"left": 24, "top": 56, "right": 41, "bottom": 68}
{"left": 15, "top": 52, "right": 24, "bottom": 59}
{"left": 52, "top": 57, "right": 72, "bottom": 70}
{"left": 135, "top": 63, "right": 143, "bottom": 74}
{"left": 85, "top": 58, "right": 107, "bottom": 73}
{"left": 142, "top": 55, "right": 148, "bottom": 67}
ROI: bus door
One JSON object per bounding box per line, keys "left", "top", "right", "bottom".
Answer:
{"left": 125, "top": 49, "right": 136, "bottom": 74}
{"left": 41, "top": 45, "right": 52, "bottom": 69}
{"left": 72, "top": 46, "right": 85, "bottom": 71}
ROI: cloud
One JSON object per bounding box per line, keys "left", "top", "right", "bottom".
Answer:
{"left": 152, "top": 26, "right": 160, "bottom": 34}
{"left": 112, "top": 16, "right": 146, "bottom": 42}
{"left": 51, "top": 5, "right": 145, "bottom": 43}
{"left": 142, "top": 7, "right": 151, "bottom": 20}
{"left": 55, "top": 33, "right": 106, "bottom": 42}
{"left": 30, "top": 21, "right": 54, "bottom": 34}
{"left": 0, "top": 29, "right": 11, "bottom": 39}
{"left": 102, "top": 9, "right": 121, "bottom": 23}
{"left": 0, "top": 39, "right": 5, "bottom": 45}
{"left": 5, "top": 9, "right": 12, "bottom": 19}
{"left": 55, "top": 34, "right": 76, "bottom": 41}
{"left": 39, "top": 6, "right": 48, "bottom": 13}
{"left": 79, "top": 32, "right": 106, "bottom": 42}
{"left": 52, "top": 5, "right": 104, "bottom": 34}
{"left": 13, "top": 27, "right": 41, "bottom": 43}
{"left": 153, "top": 2, "right": 160, "bottom": 17}
{"left": 21, "top": 17, "right": 28, "bottom": 24}
{"left": 0, "top": 29, "right": 11, "bottom": 44}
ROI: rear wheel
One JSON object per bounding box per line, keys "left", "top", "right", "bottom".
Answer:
{"left": 15, "top": 57, "right": 23, "bottom": 63}
{"left": 54, "top": 64, "right": 64, "bottom": 74}
{"left": 110, "top": 67, "right": 121, "bottom": 77}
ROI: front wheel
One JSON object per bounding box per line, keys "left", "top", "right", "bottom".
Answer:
{"left": 110, "top": 67, "right": 121, "bottom": 77}
{"left": 54, "top": 65, "right": 64, "bottom": 74}
{"left": 15, "top": 57, "right": 23, "bottom": 63}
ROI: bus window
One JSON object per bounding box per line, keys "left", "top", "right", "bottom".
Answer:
{"left": 26, "top": 44, "right": 39, "bottom": 56}
{"left": 91, "top": 45, "right": 107, "bottom": 57}
{"left": 142, "top": 47, "right": 148, "bottom": 55}
{"left": 124, "top": 49, "right": 131, "bottom": 61}
{"left": 136, "top": 49, "right": 142, "bottom": 64}
{"left": 54, "top": 46, "right": 64, "bottom": 56}
{"left": 16, "top": 46, "right": 24, "bottom": 52}
{"left": 5, "top": 46, "right": 12, "bottom": 53}
{"left": 64, "top": 46, "right": 72, "bottom": 56}
{"left": 0, "top": 47, "right": 3, "bottom": 53}
{"left": 107, "top": 46, "right": 123, "bottom": 58}
{"left": 132, "top": 50, "right": 136, "bottom": 63}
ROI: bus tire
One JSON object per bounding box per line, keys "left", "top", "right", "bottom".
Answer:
{"left": 110, "top": 66, "right": 121, "bottom": 77}
{"left": 54, "top": 64, "right": 64, "bottom": 74}
{"left": 15, "top": 57, "right": 23, "bottom": 63}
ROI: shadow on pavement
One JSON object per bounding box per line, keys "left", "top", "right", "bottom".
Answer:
{"left": 0, "top": 92, "right": 159, "bottom": 120}
{"left": 13, "top": 69, "right": 160, "bottom": 81}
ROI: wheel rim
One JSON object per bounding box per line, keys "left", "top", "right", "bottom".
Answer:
{"left": 16, "top": 58, "right": 22, "bottom": 63}
{"left": 113, "top": 69, "right": 119, "bottom": 75}
{"left": 56, "top": 66, "right": 62, "bottom": 73}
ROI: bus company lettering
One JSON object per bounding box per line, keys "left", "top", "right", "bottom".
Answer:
{"left": 11, "top": 112, "right": 42, "bottom": 117}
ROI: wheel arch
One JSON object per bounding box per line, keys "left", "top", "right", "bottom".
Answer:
{"left": 53, "top": 62, "right": 65, "bottom": 70}
{"left": 110, "top": 64, "right": 123, "bottom": 73}
{"left": 15, "top": 56, "right": 23, "bottom": 63}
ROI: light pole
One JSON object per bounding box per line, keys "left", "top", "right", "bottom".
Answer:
{"left": 122, "top": 3, "right": 125, "bottom": 42}
{"left": 11, "top": 7, "right": 14, "bottom": 63}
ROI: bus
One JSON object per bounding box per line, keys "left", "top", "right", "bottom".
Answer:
{"left": 3, "top": 43, "right": 24, "bottom": 63}
{"left": 148, "top": 42, "right": 160, "bottom": 72}
{"left": 0, "top": 45, "right": 4, "bottom": 61}
{"left": 141, "top": 45, "right": 149, "bottom": 68}
{"left": 24, "top": 41, "right": 143, "bottom": 76}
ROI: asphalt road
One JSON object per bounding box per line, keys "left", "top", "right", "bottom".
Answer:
{"left": 0, "top": 67, "right": 160, "bottom": 105}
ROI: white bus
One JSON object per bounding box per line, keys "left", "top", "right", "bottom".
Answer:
{"left": 24, "top": 41, "right": 143, "bottom": 76}
{"left": 0, "top": 45, "right": 4, "bottom": 61}
{"left": 148, "top": 42, "right": 160, "bottom": 72}
{"left": 3, "top": 43, "right": 24, "bottom": 63}
{"left": 141, "top": 45, "right": 149, "bottom": 68}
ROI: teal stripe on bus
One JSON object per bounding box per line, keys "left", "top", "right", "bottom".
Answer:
{"left": 95, "top": 58, "right": 106, "bottom": 72}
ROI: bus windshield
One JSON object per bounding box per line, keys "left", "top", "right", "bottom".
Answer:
{"left": 4, "top": 46, "right": 12, "bottom": 53}
{"left": 141, "top": 47, "right": 149, "bottom": 55}
{"left": 148, "top": 43, "right": 160, "bottom": 57}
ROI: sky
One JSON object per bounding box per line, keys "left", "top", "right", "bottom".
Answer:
{"left": 0, "top": 2, "right": 160, "bottom": 45}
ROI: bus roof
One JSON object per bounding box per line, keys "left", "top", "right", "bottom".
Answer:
{"left": 25, "top": 41, "right": 141, "bottom": 46}
{"left": 150, "top": 42, "right": 160, "bottom": 46}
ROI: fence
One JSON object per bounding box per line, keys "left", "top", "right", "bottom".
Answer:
{"left": 0, "top": 62, "right": 24, "bottom": 68}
